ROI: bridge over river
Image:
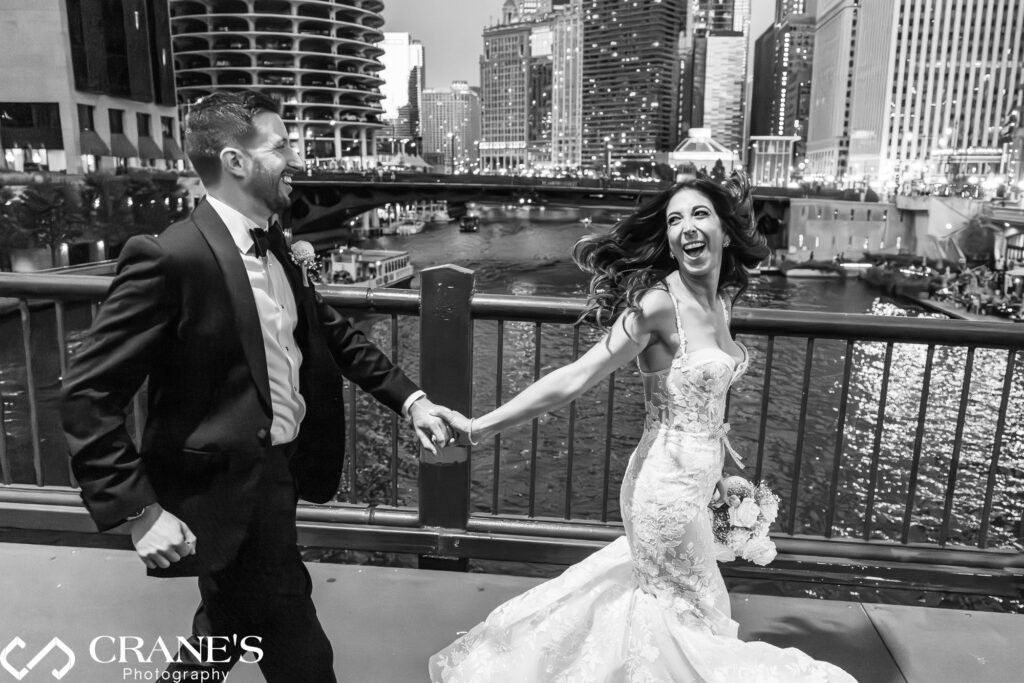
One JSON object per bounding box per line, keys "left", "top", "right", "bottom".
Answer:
{"left": 286, "top": 171, "right": 846, "bottom": 235}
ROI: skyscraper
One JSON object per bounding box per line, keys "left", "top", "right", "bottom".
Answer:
{"left": 421, "top": 82, "right": 481, "bottom": 171}
{"left": 581, "top": 0, "right": 686, "bottom": 170}
{"left": 808, "top": 0, "right": 1024, "bottom": 186}
{"left": 804, "top": 0, "right": 858, "bottom": 179}
{"left": 379, "top": 33, "right": 424, "bottom": 146}
{"left": 678, "top": 0, "right": 751, "bottom": 157}
{"left": 549, "top": 2, "right": 583, "bottom": 169}
{"left": 479, "top": 21, "right": 532, "bottom": 169}
{"left": 749, "top": 1, "right": 815, "bottom": 163}
{"left": 169, "top": 0, "right": 387, "bottom": 167}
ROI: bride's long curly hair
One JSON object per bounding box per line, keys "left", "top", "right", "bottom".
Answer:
{"left": 572, "top": 171, "right": 768, "bottom": 328}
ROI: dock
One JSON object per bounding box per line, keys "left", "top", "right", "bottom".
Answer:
{"left": 910, "top": 294, "right": 1019, "bottom": 322}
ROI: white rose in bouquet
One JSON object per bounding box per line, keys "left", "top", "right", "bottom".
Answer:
{"left": 725, "top": 528, "right": 749, "bottom": 554}
{"left": 741, "top": 536, "right": 777, "bottom": 566}
{"left": 729, "top": 497, "right": 761, "bottom": 528}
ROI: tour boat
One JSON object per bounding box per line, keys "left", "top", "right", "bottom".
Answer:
{"left": 395, "top": 216, "right": 426, "bottom": 235}
{"left": 321, "top": 247, "right": 414, "bottom": 289}
{"left": 779, "top": 260, "right": 847, "bottom": 279}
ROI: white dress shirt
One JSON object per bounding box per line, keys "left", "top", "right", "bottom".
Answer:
{"left": 206, "top": 195, "right": 305, "bottom": 445}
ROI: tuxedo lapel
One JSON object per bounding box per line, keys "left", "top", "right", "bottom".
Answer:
{"left": 191, "top": 199, "right": 273, "bottom": 414}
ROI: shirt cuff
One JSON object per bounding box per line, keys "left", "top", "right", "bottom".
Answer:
{"left": 402, "top": 391, "right": 427, "bottom": 420}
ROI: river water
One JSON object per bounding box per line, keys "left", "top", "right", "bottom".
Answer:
{"left": 2, "top": 203, "right": 1021, "bottom": 609}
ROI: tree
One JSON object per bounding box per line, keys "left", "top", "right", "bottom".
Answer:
{"left": 82, "top": 172, "right": 136, "bottom": 249}
{"left": 12, "top": 179, "right": 86, "bottom": 262}
{"left": 0, "top": 185, "right": 31, "bottom": 269}
{"left": 83, "top": 171, "right": 188, "bottom": 253}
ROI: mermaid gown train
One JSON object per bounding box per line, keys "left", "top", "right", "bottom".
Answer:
{"left": 429, "top": 293, "right": 857, "bottom": 682}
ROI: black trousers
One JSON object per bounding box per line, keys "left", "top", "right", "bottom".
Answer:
{"left": 165, "top": 443, "right": 337, "bottom": 682}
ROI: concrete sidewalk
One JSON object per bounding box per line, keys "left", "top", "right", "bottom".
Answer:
{"left": 1, "top": 542, "right": 1021, "bottom": 682}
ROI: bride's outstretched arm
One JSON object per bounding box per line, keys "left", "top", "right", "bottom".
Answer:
{"left": 447, "top": 290, "right": 674, "bottom": 443}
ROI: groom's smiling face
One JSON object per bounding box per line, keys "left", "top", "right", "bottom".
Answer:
{"left": 240, "top": 112, "right": 302, "bottom": 215}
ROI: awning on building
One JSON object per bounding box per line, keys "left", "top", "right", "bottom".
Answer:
{"left": 79, "top": 129, "right": 110, "bottom": 157}
{"left": 162, "top": 136, "right": 184, "bottom": 161}
{"left": 137, "top": 135, "right": 163, "bottom": 160}
{"left": 109, "top": 133, "right": 138, "bottom": 159}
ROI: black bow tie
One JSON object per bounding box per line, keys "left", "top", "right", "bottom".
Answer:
{"left": 249, "top": 228, "right": 270, "bottom": 259}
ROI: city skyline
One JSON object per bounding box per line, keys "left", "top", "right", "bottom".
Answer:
{"left": 381, "top": 0, "right": 773, "bottom": 89}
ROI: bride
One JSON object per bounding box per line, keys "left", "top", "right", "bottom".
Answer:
{"left": 429, "top": 172, "right": 857, "bottom": 682}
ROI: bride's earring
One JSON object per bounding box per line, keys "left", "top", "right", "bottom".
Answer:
{"left": 723, "top": 237, "right": 732, "bottom": 248}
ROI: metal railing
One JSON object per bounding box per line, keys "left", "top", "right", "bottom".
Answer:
{"left": 0, "top": 268, "right": 1022, "bottom": 588}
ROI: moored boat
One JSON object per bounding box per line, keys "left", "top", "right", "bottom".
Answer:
{"left": 321, "top": 247, "right": 414, "bottom": 289}
{"left": 779, "top": 260, "right": 847, "bottom": 278}
{"left": 395, "top": 216, "right": 425, "bottom": 235}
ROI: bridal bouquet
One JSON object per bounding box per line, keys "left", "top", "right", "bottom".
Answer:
{"left": 710, "top": 475, "right": 779, "bottom": 566}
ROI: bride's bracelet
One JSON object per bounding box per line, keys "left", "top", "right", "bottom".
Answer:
{"left": 468, "top": 418, "right": 481, "bottom": 446}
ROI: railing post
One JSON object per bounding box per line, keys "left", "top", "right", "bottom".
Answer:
{"left": 417, "top": 265, "right": 474, "bottom": 571}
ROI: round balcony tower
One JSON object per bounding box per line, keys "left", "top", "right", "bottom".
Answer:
{"left": 170, "top": 0, "right": 387, "bottom": 168}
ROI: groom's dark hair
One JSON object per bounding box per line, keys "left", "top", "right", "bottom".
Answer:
{"left": 184, "top": 90, "right": 282, "bottom": 185}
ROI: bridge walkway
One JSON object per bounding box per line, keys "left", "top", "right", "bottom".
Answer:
{"left": 2, "top": 542, "right": 1022, "bottom": 682}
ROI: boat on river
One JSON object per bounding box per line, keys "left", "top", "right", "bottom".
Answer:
{"left": 779, "top": 260, "right": 847, "bottom": 278}
{"left": 395, "top": 216, "right": 425, "bottom": 235}
{"left": 860, "top": 263, "right": 937, "bottom": 297}
{"left": 321, "top": 247, "right": 414, "bottom": 289}
{"left": 458, "top": 215, "right": 479, "bottom": 232}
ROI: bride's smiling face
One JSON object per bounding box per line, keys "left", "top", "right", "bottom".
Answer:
{"left": 665, "top": 188, "right": 726, "bottom": 279}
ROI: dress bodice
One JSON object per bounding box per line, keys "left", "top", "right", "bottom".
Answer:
{"left": 639, "top": 290, "right": 748, "bottom": 434}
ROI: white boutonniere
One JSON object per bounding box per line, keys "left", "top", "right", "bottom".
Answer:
{"left": 289, "top": 240, "right": 322, "bottom": 287}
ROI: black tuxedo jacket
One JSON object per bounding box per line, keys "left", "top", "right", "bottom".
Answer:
{"left": 61, "top": 199, "right": 419, "bottom": 576}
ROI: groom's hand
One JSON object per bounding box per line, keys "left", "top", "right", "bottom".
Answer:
{"left": 129, "top": 503, "right": 196, "bottom": 569}
{"left": 409, "top": 397, "right": 454, "bottom": 454}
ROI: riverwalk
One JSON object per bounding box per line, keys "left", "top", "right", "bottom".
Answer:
{"left": 911, "top": 294, "right": 1021, "bottom": 322}
{"left": 1, "top": 541, "right": 1021, "bottom": 682}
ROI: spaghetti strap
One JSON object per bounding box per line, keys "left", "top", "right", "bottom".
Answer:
{"left": 665, "top": 284, "right": 687, "bottom": 360}
{"left": 720, "top": 295, "right": 729, "bottom": 325}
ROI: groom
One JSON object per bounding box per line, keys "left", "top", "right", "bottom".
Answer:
{"left": 61, "top": 90, "right": 452, "bottom": 681}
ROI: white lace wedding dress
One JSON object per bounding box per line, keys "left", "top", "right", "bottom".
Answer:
{"left": 429, "top": 292, "right": 857, "bottom": 682}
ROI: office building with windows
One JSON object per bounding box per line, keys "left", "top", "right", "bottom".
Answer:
{"left": 678, "top": 0, "right": 750, "bottom": 158}
{"left": 808, "top": 0, "right": 1024, "bottom": 186}
{"left": 479, "top": 21, "right": 532, "bottom": 169}
{"left": 750, "top": 1, "right": 815, "bottom": 175}
{"left": 169, "top": 0, "right": 387, "bottom": 168}
{"left": 0, "top": 0, "right": 181, "bottom": 174}
{"left": 549, "top": 1, "right": 583, "bottom": 169}
{"left": 581, "top": 0, "right": 686, "bottom": 170}
{"left": 421, "top": 82, "right": 481, "bottom": 172}
{"left": 804, "top": 0, "right": 857, "bottom": 179}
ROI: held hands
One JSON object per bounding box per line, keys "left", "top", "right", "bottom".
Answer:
{"left": 427, "top": 408, "right": 483, "bottom": 447}
{"left": 408, "top": 397, "right": 456, "bottom": 454}
{"left": 128, "top": 503, "right": 196, "bottom": 569}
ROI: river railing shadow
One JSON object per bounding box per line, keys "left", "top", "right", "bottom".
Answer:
{"left": 0, "top": 266, "right": 1022, "bottom": 603}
